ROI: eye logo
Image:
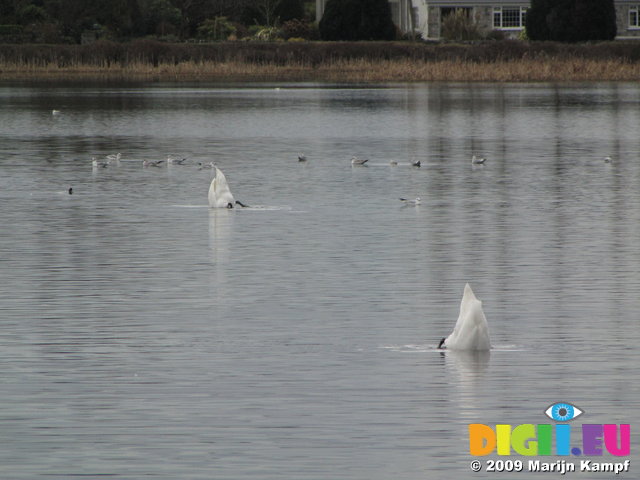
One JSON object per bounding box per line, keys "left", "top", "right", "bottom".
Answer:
{"left": 544, "top": 402, "right": 583, "bottom": 422}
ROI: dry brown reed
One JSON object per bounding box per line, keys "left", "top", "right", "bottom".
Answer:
{"left": 1, "top": 40, "right": 640, "bottom": 82}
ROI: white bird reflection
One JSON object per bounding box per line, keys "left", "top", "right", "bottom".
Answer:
{"left": 442, "top": 349, "right": 491, "bottom": 420}
{"left": 208, "top": 208, "right": 236, "bottom": 307}
{"left": 209, "top": 208, "right": 233, "bottom": 264}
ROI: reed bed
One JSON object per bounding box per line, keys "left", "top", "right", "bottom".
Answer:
{"left": 314, "top": 58, "right": 640, "bottom": 82}
{"left": 1, "top": 40, "right": 640, "bottom": 82}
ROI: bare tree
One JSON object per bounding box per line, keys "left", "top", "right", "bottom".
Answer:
{"left": 208, "top": 0, "right": 254, "bottom": 18}
{"left": 246, "top": 0, "right": 282, "bottom": 26}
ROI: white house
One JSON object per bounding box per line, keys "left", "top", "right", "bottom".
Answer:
{"left": 316, "top": 1, "right": 640, "bottom": 40}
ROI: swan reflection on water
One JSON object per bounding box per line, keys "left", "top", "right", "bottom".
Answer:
{"left": 442, "top": 348, "right": 491, "bottom": 420}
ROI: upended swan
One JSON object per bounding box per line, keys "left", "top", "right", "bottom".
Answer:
{"left": 438, "top": 283, "right": 491, "bottom": 351}
{"left": 208, "top": 166, "right": 247, "bottom": 209}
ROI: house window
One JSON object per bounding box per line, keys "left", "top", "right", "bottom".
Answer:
{"left": 630, "top": 6, "right": 640, "bottom": 28}
{"left": 493, "top": 7, "right": 527, "bottom": 29}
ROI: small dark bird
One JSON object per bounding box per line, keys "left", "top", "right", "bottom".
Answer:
{"left": 68, "top": 187, "right": 73, "bottom": 195}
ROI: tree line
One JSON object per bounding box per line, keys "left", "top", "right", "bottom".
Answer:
{"left": 318, "top": 0, "right": 618, "bottom": 42}
{"left": 0, "top": 0, "right": 621, "bottom": 44}
{"left": 526, "top": 0, "right": 617, "bottom": 42}
{"left": 0, "top": 0, "right": 309, "bottom": 43}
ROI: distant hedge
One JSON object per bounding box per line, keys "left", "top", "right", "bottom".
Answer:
{"left": 2, "top": 39, "right": 640, "bottom": 67}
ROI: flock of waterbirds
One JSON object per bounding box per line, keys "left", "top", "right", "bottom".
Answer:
{"left": 90, "top": 152, "right": 484, "bottom": 170}
{"left": 82, "top": 149, "right": 616, "bottom": 351}
{"left": 85, "top": 151, "right": 493, "bottom": 349}
{"left": 87, "top": 151, "right": 616, "bottom": 210}
{"left": 85, "top": 151, "right": 429, "bottom": 212}
{"left": 91, "top": 154, "right": 192, "bottom": 169}
{"left": 87, "top": 152, "right": 473, "bottom": 207}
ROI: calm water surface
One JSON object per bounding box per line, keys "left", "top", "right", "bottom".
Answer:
{"left": 0, "top": 82, "right": 639, "bottom": 479}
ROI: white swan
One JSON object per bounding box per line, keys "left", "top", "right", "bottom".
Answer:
{"left": 438, "top": 283, "right": 491, "bottom": 351}
{"left": 209, "top": 166, "right": 247, "bottom": 209}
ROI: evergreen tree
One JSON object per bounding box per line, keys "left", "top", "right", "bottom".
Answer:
{"left": 571, "top": 0, "right": 617, "bottom": 42}
{"left": 319, "top": 0, "right": 396, "bottom": 41}
{"left": 525, "top": 0, "right": 555, "bottom": 41}
{"left": 526, "top": 0, "right": 616, "bottom": 42}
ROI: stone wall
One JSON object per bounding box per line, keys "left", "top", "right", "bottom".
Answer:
{"left": 615, "top": 4, "right": 640, "bottom": 38}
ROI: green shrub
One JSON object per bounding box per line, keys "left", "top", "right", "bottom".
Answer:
{"left": 485, "top": 30, "right": 506, "bottom": 41}
{"left": 0, "top": 25, "right": 23, "bottom": 35}
{"left": 251, "top": 26, "right": 282, "bottom": 41}
{"left": 281, "top": 19, "right": 319, "bottom": 40}
{"left": 197, "top": 17, "right": 237, "bottom": 41}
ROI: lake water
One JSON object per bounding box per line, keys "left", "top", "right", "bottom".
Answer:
{"left": 0, "top": 81, "right": 639, "bottom": 479}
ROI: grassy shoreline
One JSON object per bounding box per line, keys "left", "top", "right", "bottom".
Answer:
{"left": 2, "top": 58, "right": 639, "bottom": 82}
{"left": 2, "top": 40, "right": 640, "bottom": 82}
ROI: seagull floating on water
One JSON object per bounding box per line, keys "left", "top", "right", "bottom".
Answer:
{"left": 142, "top": 159, "right": 164, "bottom": 167}
{"left": 106, "top": 153, "right": 121, "bottom": 164}
{"left": 298, "top": 154, "right": 307, "bottom": 162}
{"left": 52, "top": 109, "right": 61, "bottom": 116}
{"left": 604, "top": 156, "right": 612, "bottom": 163}
{"left": 167, "top": 155, "right": 187, "bottom": 165}
{"left": 351, "top": 156, "right": 368, "bottom": 166}
{"left": 399, "top": 197, "right": 421, "bottom": 206}
{"left": 471, "top": 155, "right": 487, "bottom": 165}
{"left": 438, "top": 283, "right": 491, "bottom": 351}
{"left": 92, "top": 157, "right": 109, "bottom": 168}
{"left": 411, "top": 159, "right": 421, "bottom": 167}
{"left": 390, "top": 160, "right": 398, "bottom": 166}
